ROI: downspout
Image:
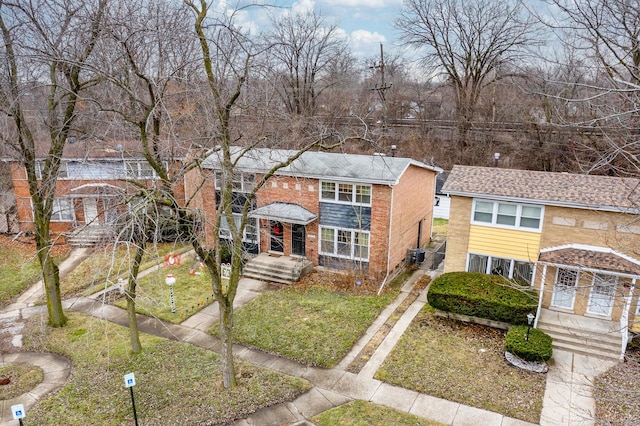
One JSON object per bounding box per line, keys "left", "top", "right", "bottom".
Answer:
{"left": 620, "top": 278, "right": 635, "bottom": 359}
{"left": 534, "top": 263, "right": 547, "bottom": 328}
{"left": 377, "top": 184, "right": 395, "bottom": 295}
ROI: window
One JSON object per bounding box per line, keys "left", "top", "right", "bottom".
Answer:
{"left": 472, "top": 199, "right": 543, "bottom": 231}
{"left": 321, "top": 228, "right": 335, "bottom": 253}
{"left": 320, "top": 181, "right": 371, "bottom": 206}
{"left": 219, "top": 214, "right": 257, "bottom": 242}
{"left": 557, "top": 268, "right": 578, "bottom": 287}
{"left": 466, "top": 253, "right": 533, "bottom": 284}
{"left": 319, "top": 226, "right": 370, "bottom": 260}
{"left": 215, "top": 171, "right": 255, "bottom": 192}
{"left": 51, "top": 198, "right": 74, "bottom": 222}
{"left": 126, "top": 161, "right": 157, "bottom": 179}
{"left": 34, "top": 161, "right": 68, "bottom": 179}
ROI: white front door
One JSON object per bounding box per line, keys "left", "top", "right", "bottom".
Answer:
{"left": 587, "top": 273, "right": 616, "bottom": 316}
{"left": 83, "top": 198, "right": 99, "bottom": 226}
{"left": 551, "top": 268, "right": 578, "bottom": 309}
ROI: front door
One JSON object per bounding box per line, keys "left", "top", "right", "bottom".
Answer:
{"left": 551, "top": 268, "right": 578, "bottom": 309}
{"left": 83, "top": 198, "right": 99, "bottom": 227}
{"left": 270, "top": 221, "right": 284, "bottom": 253}
{"left": 291, "top": 224, "right": 305, "bottom": 256}
{"left": 587, "top": 273, "right": 616, "bottom": 316}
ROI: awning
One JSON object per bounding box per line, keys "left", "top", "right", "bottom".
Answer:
{"left": 69, "top": 183, "right": 125, "bottom": 197}
{"left": 538, "top": 244, "right": 640, "bottom": 277}
{"left": 249, "top": 203, "right": 317, "bottom": 225}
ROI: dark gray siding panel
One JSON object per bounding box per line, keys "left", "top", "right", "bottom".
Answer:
{"left": 319, "top": 203, "right": 371, "bottom": 230}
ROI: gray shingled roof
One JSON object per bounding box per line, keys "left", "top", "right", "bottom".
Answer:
{"left": 442, "top": 165, "right": 640, "bottom": 213}
{"left": 202, "top": 147, "right": 441, "bottom": 185}
{"left": 249, "top": 202, "right": 317, "bottom": 225}
{"left": 538, "top": 247, "right": 640, "bottom": 276}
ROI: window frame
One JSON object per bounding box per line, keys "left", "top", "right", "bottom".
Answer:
{"left": 215, "top": 171, "right": 255, "bottom": 193}
{"left": 471, "top": 199, "right": 543, "bottom": 231}
{"left": 319, "top": 181, "right": 372, "bottom": 206}
{"left": 219, "top": 213, "right": 258, "bottom": 243}
{"left": 50, "top": 198, "right": 75, "bottom": 222}
{"left": 319, "top": 226, "right": 370, "bottom": 261}
{"left": 466, "top": 253, "right": 534, "bottom": 284}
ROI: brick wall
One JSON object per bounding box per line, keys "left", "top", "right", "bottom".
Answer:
{"left": 443, "top": 196, "right": 472, "bottom": 272}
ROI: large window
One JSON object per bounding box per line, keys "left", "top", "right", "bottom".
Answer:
{"left": 467, "top": 253, "right": 533, "bottom": 284}
{"left": 215, "top": 171, "right": 255, "bottom": 192}
{"left": 472, "top": 199, "right": 542, "bottom": 231}
{"left": 320, "top": 181, "right": 371, "bottom": 206}
{"left": 126, "top": 161, "right": 157, "bottom": 179}
{"left": 319, "top": 226, "right": 370, "bottom": 261}
{"left": 51, "top": 198, "right": 74, "bottom": 222}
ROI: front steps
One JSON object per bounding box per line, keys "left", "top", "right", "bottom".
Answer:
{"left": 537, "top": 309, "right": 623, "bottom": 361}
{"left": 243, "top": 253, "right": 313, "bottom": 285}
{"left": 66, "top": 226, "right": 115, "bottom": 246}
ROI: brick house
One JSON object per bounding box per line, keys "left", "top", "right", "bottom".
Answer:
{"left": 195, "top": 147, "right": 441, "bottom": 282}
{"left": 442, "top": 165, "right": 640, "bottom": 360}
{"left": 5, "top": 139, "right": 188, "bottom": 245}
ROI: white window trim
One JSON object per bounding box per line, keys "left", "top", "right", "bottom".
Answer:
{"left": 319, "top": 226, "right": 370, "bottom": 261}
{"left": 551, "top": 267, "right": 579, "bottom": 309}
{"left": 214, "top": 171, "right": 255, "bottom": 193}
{"left": 319, "top": 181, "right": 372, "bottom": 206}
{"left": 50, "top": 198, "right": 75, "bottom": 222}
{"left": 471, "top": 199, "right": 543, "bottom": 232}
{"left": 219, "top": 214, "right": 258, "bottom": 243}
{"left": 465, "top": 252, "right": 534, "bottom": 284}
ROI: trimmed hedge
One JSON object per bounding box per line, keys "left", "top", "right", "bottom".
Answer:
{"left": 505, "top": 326, "right": 553, "bottom": 361}
{"left": 427, "top": 272, "right": 537, "bottom": 325}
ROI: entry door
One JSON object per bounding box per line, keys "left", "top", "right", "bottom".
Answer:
{"left": 83, "top": 198, "right": 99, "bottom": 226}
{"left": 551, "top": 268, "right": 578, "bottom": 309}
{"left": 291, "top": 224, "right": 305, "bottom": 256}
{"left": 587, "top": 273, "right": 616, "bottom": 316}
{"left": 270, "top": 221, "right": 284, "bottom": 253}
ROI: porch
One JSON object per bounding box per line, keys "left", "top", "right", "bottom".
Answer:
{"left": 242, "top": 253, "right": 313, "bottom": 285}
{"left": 537, "top": 309, "right": 624, "bottom": 361}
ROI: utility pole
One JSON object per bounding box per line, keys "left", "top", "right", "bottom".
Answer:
{"left": 370, "top": 43, "right": 392, "bottom": 127}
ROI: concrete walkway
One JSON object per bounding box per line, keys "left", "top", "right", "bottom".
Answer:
{"left": 0, "top": 251, "right": 616, "bottom": 425}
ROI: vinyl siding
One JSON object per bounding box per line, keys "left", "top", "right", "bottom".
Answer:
{"left": 468, "top": 225, "right": 541, "bottom": 261}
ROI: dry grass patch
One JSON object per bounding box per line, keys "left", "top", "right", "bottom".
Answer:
{"left": 375, "top": 306, "right": 545, "bottom": 423}
{"left": 311, "top": 400, "right": 445, "bottom": 426}
{"left": 595, "top": 348, "right": 640, "bottom": 424}
{"left": 0, "top": 363, "right": 44, "bottom": 400}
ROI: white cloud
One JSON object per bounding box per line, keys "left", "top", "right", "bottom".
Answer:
{"left": 321, "top": 0, "right": 400, "bottom": 8}
{"left": 292, "top": 0, "right": 316, "bottom": 14}
{"left": 350, "top": 29, "right": 387, "bottom": 57}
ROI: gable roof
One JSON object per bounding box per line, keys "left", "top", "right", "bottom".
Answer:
{"left": 442, "top": 165, "right": 640, "bottom": 213}
{"left": 202, "top": 147, "right": 441, "bottom": 185}
{"left": 538, "top": 244, "right": 640, "bottom": 276}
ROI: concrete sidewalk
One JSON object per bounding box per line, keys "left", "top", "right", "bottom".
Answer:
{"left": 0, "top": 251, "right": 615, "bottom": 426}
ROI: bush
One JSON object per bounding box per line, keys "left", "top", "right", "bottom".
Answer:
{"left": 427, "top": 272, "right": 537, "bottom": 325}
{"left": 505, "top": 326, "right": 553, "bottom": 362}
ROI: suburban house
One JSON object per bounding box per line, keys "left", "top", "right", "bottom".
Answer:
{"left": 442, "top": 165, "right": 640, "bottom": 360}
{"left": 192, "top": 147, "right": 441, "bottom": 283}
{"left": 5, "top": 139, "right": 189, "bottom": 245}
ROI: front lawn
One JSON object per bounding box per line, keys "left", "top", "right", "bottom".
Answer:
{"left": 113, "top": 251, "right": 215, "bottom": 322}
{"left": 212, "top": 285, "right": 396, "bottom": 368}
{"left": 23, "top": 312, "right": 311, "bottom": 425}
{"left": 311, "top": 400, "right": 444, "bottom": 426}
{"left": 0, "top": 235, "right": 70, "bottom": 306}
{"left": 375, "top": 306, "right": 546, "bottom": 424}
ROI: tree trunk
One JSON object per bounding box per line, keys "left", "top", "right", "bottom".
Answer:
{"left": 126, "top": 244, "right": 145, "bottom": 354}
{"left": 219, "top": 297, "right": 237, "bottom": 388}
{"left": 35, "top": 229, "right": 66, "bottom": 327}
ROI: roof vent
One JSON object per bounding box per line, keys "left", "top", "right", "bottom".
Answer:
{"left": 115, "top": 144, "right": 123, "bottom": 152}
{"left": 66, "top": 137, "right": 77, "bottom": 144}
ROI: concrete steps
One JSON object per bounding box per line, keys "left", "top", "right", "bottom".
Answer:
{"left": 66, "top": 226, "right": 114, "bottom": 246}
{"left": 243, "top": 253, "right": 313, "bottom": 285}
{"left": 537, "top": 309, "right": 623, "bottom": 361}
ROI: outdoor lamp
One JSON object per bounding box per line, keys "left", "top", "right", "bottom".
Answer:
{"left": 165, "top": 274, "right": 176, "bottom": 313}
{"left": 526, "top": 313, "right": 535, "bottom": 341}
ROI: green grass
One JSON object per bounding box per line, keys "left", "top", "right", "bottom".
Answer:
{"left": 375, "top": 306, "right": 545, "bottom": 423}
{"left": 113, "top": 252, "right": 215, "bottom": 322}
{"left": 212, "top": 286, "right": 396, "bottom": 367}
{"left": 0, "top": 364, "right": 44, "bottom": 400}
{"left": 0, "top": 236, "right": 69, "bottom": 306}
{"left": 432, "top": 218, "right": 448, "bottom": 236}
{"left": 22, "top": 312, "right": 312, "bottom": 425}
{"left": 310, "top": 400, "right": 444, "bottom": 426}
{"left": 64, "top": 242, "right": 191, "bottom": 298}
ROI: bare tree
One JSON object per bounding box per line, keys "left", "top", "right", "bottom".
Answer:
{"left": 395, "top": 0, "right": 539, "bottom": 162}
{"left": 266, "top": 9, "right": 350, "bottom": 116}
{"left": 0, "top": 0, "right": 107, "bottom": 327}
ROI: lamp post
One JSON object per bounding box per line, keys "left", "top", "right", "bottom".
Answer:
{"left": 526, "top": 313, "right": 535, "bottom": 341}
{"left": 165, "top": 274, "right": 176, "bottom": 313}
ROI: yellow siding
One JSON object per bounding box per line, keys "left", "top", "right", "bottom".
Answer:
{"left": 468, "top": 225, "right": 541, "bottom": 261}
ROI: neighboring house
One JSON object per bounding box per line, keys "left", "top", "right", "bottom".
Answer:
{"left": 433, "top": 171, "right": 450, "bottom": 220}
{"left": 194, "top": 147, "right": 441, "bottom": 282}
{"left": 442, "top": 165, "right": 640, "bottom": 360}
{"left": 4, "top": 139, "right": 188, "bottom": 245}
